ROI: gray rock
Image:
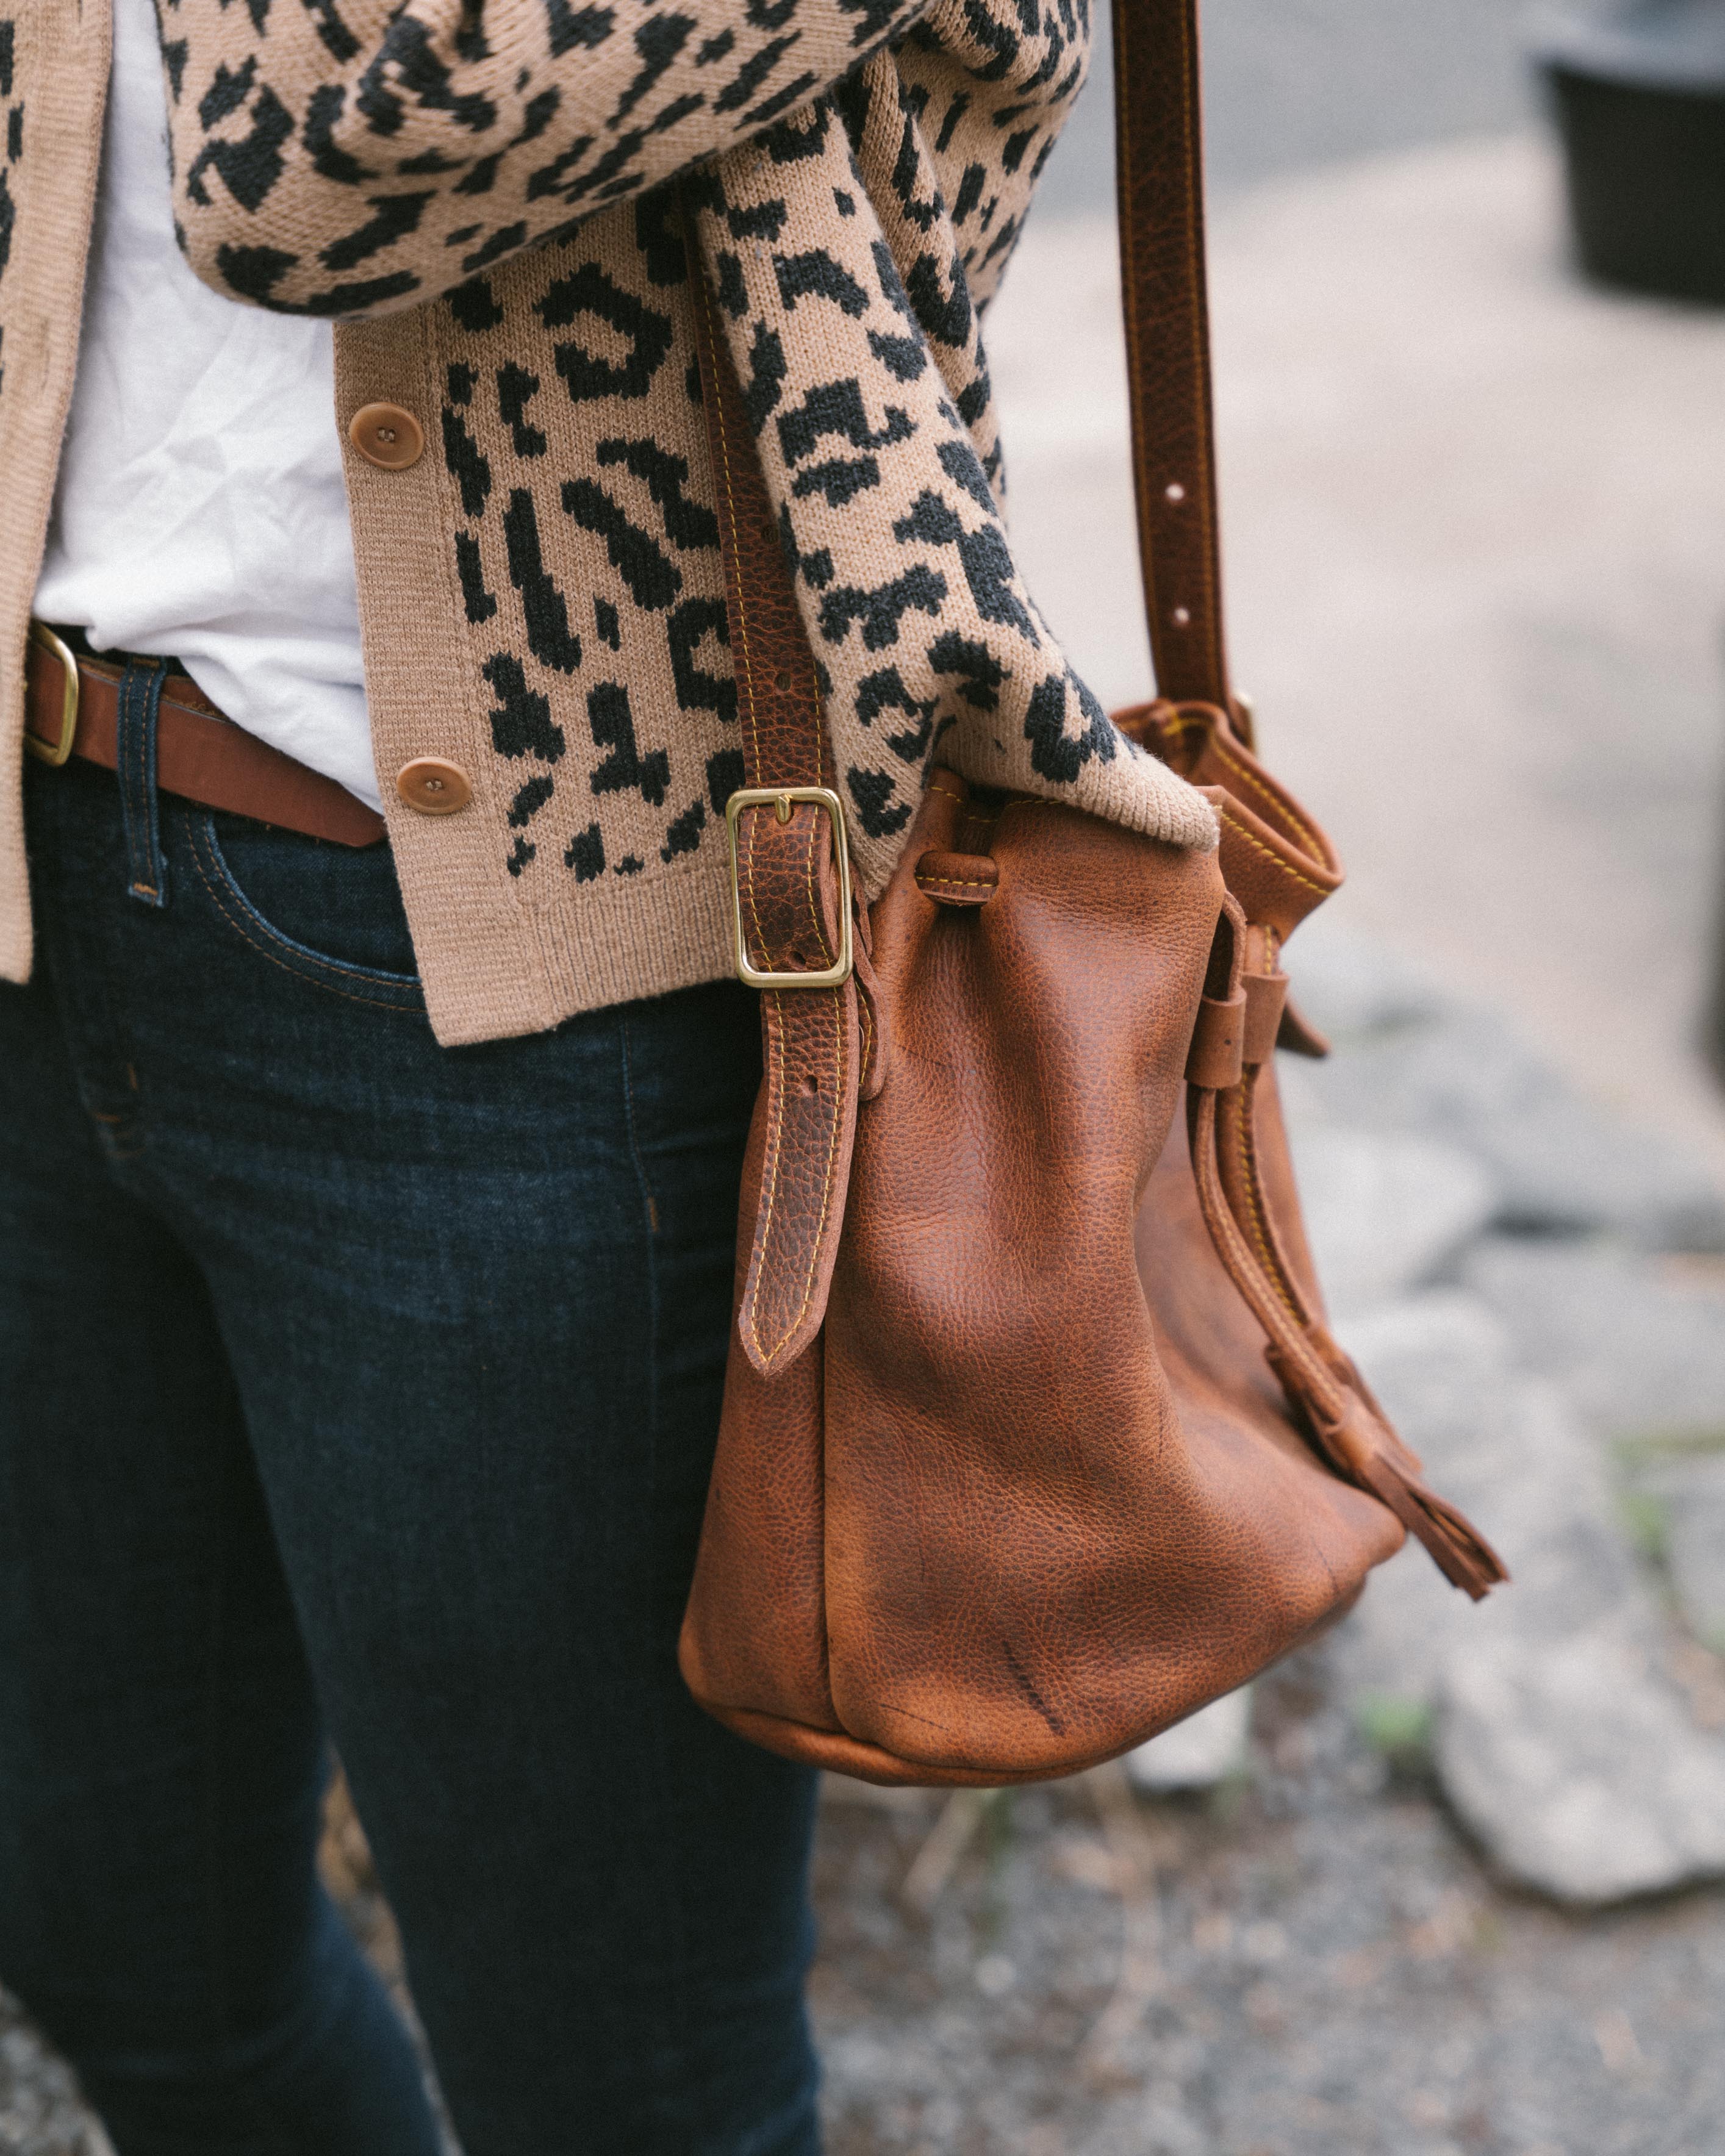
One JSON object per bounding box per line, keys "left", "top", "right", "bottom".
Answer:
{"left": 1280, "top": 928, "right": 1725, "bottom": 1899}
{"left": 1329, "top": 1295, "right": 1632, "bottom": 1700}
{"left": 1462, "top": 1234, "right": 1725, "bottom": 1441}
{"left": 1125, "top": 1685, "right": 1252, "bottom": 1791}
{"left": 1641, "top": 1453, "right": 1725, "bottom": 1650}
{"left": 1286, "top": 1125, "right": 1496, "bottom": 1317}
{"left": 1328, "top": 1296, "right": 1516, "bottom": 1717}
{"left": 1277, "top": 908, "right": 1451, "bottom": 1042}
{"left": 1668, "top": 1467, "right": 1725, "bottom": 1652}
{"left": 1437, "top": 1619, "right": 1725, "bottom": 1904}
{"left": 1331, "top": 1293, "right": 1725, "bottom": 1902}
{"left": 1277, "top": 917, "right": 1725, "bottom": 1252}
{"left": 0, "top": 1994, "right": 112, "bottom": 2156}
{"left": 1291, "top": 1005, "right": 1725, "bottom": 1251}
{"left": 1336, "top": 1294, "right": 1615, "bottom": 1570}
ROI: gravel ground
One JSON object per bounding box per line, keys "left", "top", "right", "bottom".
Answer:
{"left": 0, "top": 2025, "right": 107, "bottom": 2156}
{"left": 810, "top": 1647, "right": 1725, "bottom": 2156}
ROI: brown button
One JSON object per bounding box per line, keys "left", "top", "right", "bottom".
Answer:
{"left": 396, "top": 759, "right": 472, "bottom": 815}
{"left": 350, "top": 401, "right": 425, "bottom": 471}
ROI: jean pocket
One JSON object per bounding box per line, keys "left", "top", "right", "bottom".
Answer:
{"left": 184, "top": 808, "right": 426, "bottom": 1014}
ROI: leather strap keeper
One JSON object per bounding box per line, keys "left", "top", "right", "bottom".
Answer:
{"left": 25, "top": 629, "right": 386, "bottom": 849}
{"left": 913, "top": 848, "right": 998, "bottom": 908}
{"left": 1185, "top": 988, "right": 1247, "bottom": 1090}
{"left": 1241, "top": 968, "right": 1289, "bottom": 1064}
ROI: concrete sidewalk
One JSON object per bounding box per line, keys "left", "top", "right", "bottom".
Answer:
{"left": 989, "top": 132, "right": 1725, "bottom": 1174}
{"left": 1035, "top": 0, "right": 1536, "bottom": 214}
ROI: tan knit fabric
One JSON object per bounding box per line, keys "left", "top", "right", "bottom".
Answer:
{"left": 0, "top": 0, "right": 111, "bottom": 989}
{"left": 1, "top": 0, "right": 1215, "bottom": 1046}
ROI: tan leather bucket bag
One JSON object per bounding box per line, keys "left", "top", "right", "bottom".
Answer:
{"left": 677, "top": 0, "right": 1505, "bottom": 1788}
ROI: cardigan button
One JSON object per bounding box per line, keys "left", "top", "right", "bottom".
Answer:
{"left": 396, "top": 759, "right": 472, "bottom": 815}
{"left": 350, "top": 401, "right": 425, "bottom": 471}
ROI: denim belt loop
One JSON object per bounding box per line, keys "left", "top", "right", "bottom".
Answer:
{"left": 117, "top": 656, "right": 173, "bottom": 909}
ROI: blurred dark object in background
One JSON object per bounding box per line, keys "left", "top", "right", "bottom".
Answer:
{"left": 1537, "top": 0, "right": 1725, "bottom": 303}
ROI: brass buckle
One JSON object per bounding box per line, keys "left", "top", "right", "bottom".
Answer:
{"left": 25, "top": 621, "right": 79, "bottom": 767}
{"left": 725, "top": 785, "right": 854, "bottom": 990}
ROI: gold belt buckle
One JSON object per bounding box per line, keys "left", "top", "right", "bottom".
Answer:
{"left": 725, "top": 785, "right": 855, "bottom": 990}
{"left": 25, "top": 621, "right": 80, "bottom": 767}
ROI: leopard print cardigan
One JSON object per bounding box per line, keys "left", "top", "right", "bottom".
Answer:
{"left": 0, "top": 0, "right": 1215, "bottom": 1044}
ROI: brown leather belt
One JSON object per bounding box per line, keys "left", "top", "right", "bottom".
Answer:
{"left": 24, "top": 621, "right": 386, "bottom": 848}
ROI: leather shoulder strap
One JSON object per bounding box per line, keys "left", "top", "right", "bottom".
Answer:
{"left": 686, "top": 215, "right": 863, "bottom": 1378}
{"left": 691, "top": 0, "right": 1232, "bottom": 747}
{"left": 1112, "top": 0, "right": 1233, "bottom": 718}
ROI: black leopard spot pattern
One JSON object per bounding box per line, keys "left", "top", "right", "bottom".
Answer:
{"left": 1, "top": 0, "right": 1214, "bottom": 1042}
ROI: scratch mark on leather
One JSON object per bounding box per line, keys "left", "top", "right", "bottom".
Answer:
{"left": 1000, "top": 1640, "right": 1065, "bottom": 1736}
{"left": 874, "top": 1700, "right": 957, "bottom": 1733}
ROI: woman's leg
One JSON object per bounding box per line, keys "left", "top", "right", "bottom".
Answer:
{"left": 0, "top": 955, "right": 443, "bottom": 2156}
{"left": 180, "top": 972, "right": 820, "bottom": 2155}
{"left": 13, "top": 748, "right": 820, "bottom": 2154}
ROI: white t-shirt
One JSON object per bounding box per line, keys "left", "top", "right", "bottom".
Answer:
{"left": 34, "top": 0, "right": 379, "bottom": 809}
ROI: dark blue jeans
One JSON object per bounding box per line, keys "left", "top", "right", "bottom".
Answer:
{"left": 0, "top": 680, "right": 819, "bottom": 2155}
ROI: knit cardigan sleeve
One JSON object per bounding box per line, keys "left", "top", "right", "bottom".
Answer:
{"left": 156, "top": 0, "right": 934, "bottom": 317}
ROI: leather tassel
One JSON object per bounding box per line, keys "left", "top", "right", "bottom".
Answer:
{"left": 1266, "top": 1345, "right": 1510, "bottom": 1602}
{"left": 1352, "top": 1452, "right": 1510, "bottom": 1603}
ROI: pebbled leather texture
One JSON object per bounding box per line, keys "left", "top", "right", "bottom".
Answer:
{"left": 676, "top": 0, "right": 1504, "bottom": 1786}
{"left": 689, "top": 234, "right": 859, "bottom": 1377}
